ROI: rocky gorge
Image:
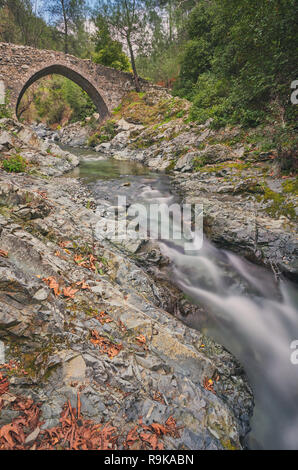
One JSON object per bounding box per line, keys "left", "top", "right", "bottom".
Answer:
{"left": 55, "top": 89, "right": 297, "bottom": 280}
{"left": 0, "top": 87, "right": 297, "bottom": 450}
{"left": 0, "top": 116, "right": 254, "bottom": 450}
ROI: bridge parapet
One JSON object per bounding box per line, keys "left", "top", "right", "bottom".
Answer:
{"left": 0, "top": 42, "right": 151, "bottom": 120}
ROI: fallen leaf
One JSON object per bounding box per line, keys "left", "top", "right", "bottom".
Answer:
{"left": 136, "top": 334, "right": 146, "bottom": 344}
{"left": 97, "top": 311, "right": 113, "bottom": 325}
{"left": 126, "top": 425, "right": 138, "bottom": 448}
{"left": 76, "top": 280, "right": 91, "bottom": 290}
{"left": 90, "top": 330, "right": 122, "bottom": 358}
{"left": 59, "top": 241, "right": 72, "bottom": 248}
{"left": 63, "top": 286, "right": 79, "bottom": 299}
{"left": 151, "top": 422, "right": 167, "bottom": 436}
{"left": 152, "top": 391, "right": 165, "bottom": 405}
{"left": 0, "top": 374, "right": 9, "bottom": 396}
{"left": 42, "top": 277, "right": 60, "bottom": 296}
{"left": 203, "top": 377, "right": 215, "bottom": 394}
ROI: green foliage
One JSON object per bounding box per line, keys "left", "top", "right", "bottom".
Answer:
{"left": 0, "top": 90, "right": 11, "bottom": 119}
{"left": 175, "top": 0, "right": 298, "bottom": 129}
{"left": 136, "top": 42, "right": 181, "bottom": 86}
{"left": 0, "top": 0, "right": 94, "bottom": 57}
{"left": 135, "top": 0, "right": 198, "bottom": 85}
{"left": 46, "top": 0, "right": 86, "bottom": 54}
{"left": 21, "top": 75, "right": 96, "bottom": 125}
{"left": 257, "top": 184, "right": 296, "bottom": 220}
{"left": 34, "top": 85, "right": 65, "bottom": 125}
{"left": 92, "top": 43, "right": 130, "bottom": 71}
{"left": 87, "top": 120, "right": 117, "bottom": 147}
{"left": 0, "top": 0, "right": 62, "bottom": 51}
{"left": 92, "top": 13, "right": 130, "bottom": 71}
{"left": 282, "top": 178, "right": 298, "bottom": 195}
{"left": 61, "top": 78, "right": 97, "bottom": 122}
{"left": 95, "top": 1, "right": 149, "bottom": 90}
{"left": 271, "top": 125, "right": 298, "bottom": 173}
{"left": 2, "top": 154, "right": 27, "bottom": 173}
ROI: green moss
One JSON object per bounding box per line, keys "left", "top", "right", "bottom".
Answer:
{"left": 193, "top": 155, "right": 210, "bottom": 170}
{"left": 193, "top": 161, "right": 252, "bottom": 173}
{"left": 87, "top": 120, "right": 117, "bottom": 147}
{"left": 282, "top": 178, "right": 298, "bottom": 195}
{"left": 112, "top": 92, "right": 189, "bottom": 128}
{"left": 0, "top": 206, "right": 12, "bottom": 218}
{"left": 43, "top": 363, "right": 60, "bottom": 381}
{"left": 165, "top": 160, "right": 176, "bottom": 173}
{"left": 258, "top": 185, "right": 296, "bottom": 220}
{"left": 28, "top": 169, "right": 50, "bottom": 179}
{"left": 220, "top": 439, "right": 238, "bottom": 450}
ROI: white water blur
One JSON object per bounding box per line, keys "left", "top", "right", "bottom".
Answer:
{"left": 158, "top": 238, "right": 298, "bottom": 450}
{"left": 137, "top": 183, "right": 298, "bottom": 449}
{"left": 82, "top": 154, "right": 298, "bottom": 450}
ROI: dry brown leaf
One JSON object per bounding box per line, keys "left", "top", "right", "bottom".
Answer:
{"left": 152, "top": 391, "right": 165, "bottom": 405}
{"left": 118, "top": 320, "right": 127, "bottom": 332}
{"left": 63, "top": 286, "right": 79, "bottom": 299}
{"left": 59, "top": 241, "right": 72, "bottom": 248}
{"left": 203, "top": 377, "right": 216, "bottom": 394}
{"left": 90, "top": 330, "right": 122, "bottom": 358}
{"left": 126, "top": 425, "right": 139, "bottom": 448}
{"left": 97, "top": 311, "right": 113, "bottom": 325}
{"left": 136, "top": 335, "right": 147, "bottom": 346}
{"left": 42, "top": 276, "right": 60, "bottom": 296}
{"left": 0, "top": 373, "right": 9, "bottom": 396}
{"left": 150, "top": 422, "right": 167, "bottom": 436}
{"left": 76, "top": 280, "right": 91, "bottom": 290}
{"left": 140, "top": 432, "right": 159, "bottom": 449}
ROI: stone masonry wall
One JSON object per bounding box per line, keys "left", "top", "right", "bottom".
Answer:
{"left": 0, "top": 42, "right": 152, "bottom": 119}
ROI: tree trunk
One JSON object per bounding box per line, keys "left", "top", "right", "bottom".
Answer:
{"left": 127, "top": 35, "right": 140, "bottom": 92}
{"left": 61, "top": 0, "right": 68, "bottom": 54}
{"left": 168, "top": 0, "right": 173, "bottom": 42}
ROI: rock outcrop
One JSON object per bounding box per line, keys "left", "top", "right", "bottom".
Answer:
{"left": 0, "top": 120, "right": 253, "bottom": 450}
{"left": 78, "top": 89, "right": 297, "bottom": 280}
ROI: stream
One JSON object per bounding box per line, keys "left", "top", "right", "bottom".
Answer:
{"left": 66, "top": 145, "right": 298, "bottom": 450}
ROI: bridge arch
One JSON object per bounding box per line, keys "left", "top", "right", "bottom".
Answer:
{"left": 0, "top": 43, "right": 152, "bottom": 122}
{"left": 16, "top": 64, "right": 109, "bottom": 120}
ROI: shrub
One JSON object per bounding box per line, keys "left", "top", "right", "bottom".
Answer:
{"left": 0, "top": 90, "right": 11, "bottom": 119}
{"left": 174, "top": 0, "right": 298, "bottom": 130}
{"left": 87, "top": 120, "right": 117, "bottom": 147}
{"left": 2, "top": 155, "right": 27, "bottom": 173}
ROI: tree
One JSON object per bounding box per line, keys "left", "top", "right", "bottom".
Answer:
{"left": 95, "top": 0, "right": 148, "bottom": 91}
{"left": 47, "top": 0, "right": 85, "bottom": 53}
{"left": 91, "top": 14, "right": 130, "bottom": 70}
{"left": 0, "top": 0, "right": 59, "bottom": 48}
{"left": 174, "top": 0, "right": 298, "bottom": 127}
{"left": 134, "top": 0, "right": 195, "bottom": 87}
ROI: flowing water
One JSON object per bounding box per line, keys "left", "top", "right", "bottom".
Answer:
{"left": 67, "top": 147, "right": 298, "bottom": 450}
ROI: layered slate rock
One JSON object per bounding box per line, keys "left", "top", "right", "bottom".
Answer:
{"left": 0, "top": 121, "right": 253, "bottom": 450}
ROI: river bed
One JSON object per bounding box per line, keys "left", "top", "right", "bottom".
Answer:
{"left": 66, "top": 146, "right": 298, "bottom": 450}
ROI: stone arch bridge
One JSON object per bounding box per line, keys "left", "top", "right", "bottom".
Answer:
{"left": 0, "top": 42, "right": 151, "bottom": 120}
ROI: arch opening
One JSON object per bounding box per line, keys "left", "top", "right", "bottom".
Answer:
{"left": 16, "top": 64, "right": 109, "bottom": 121}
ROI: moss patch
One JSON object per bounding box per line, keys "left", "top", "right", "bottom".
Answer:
{"left": 257, "top": 184, "right": 296, "bottom": 220}
{"left": 112, "top": 92, "right": 189, "bottom": 128}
